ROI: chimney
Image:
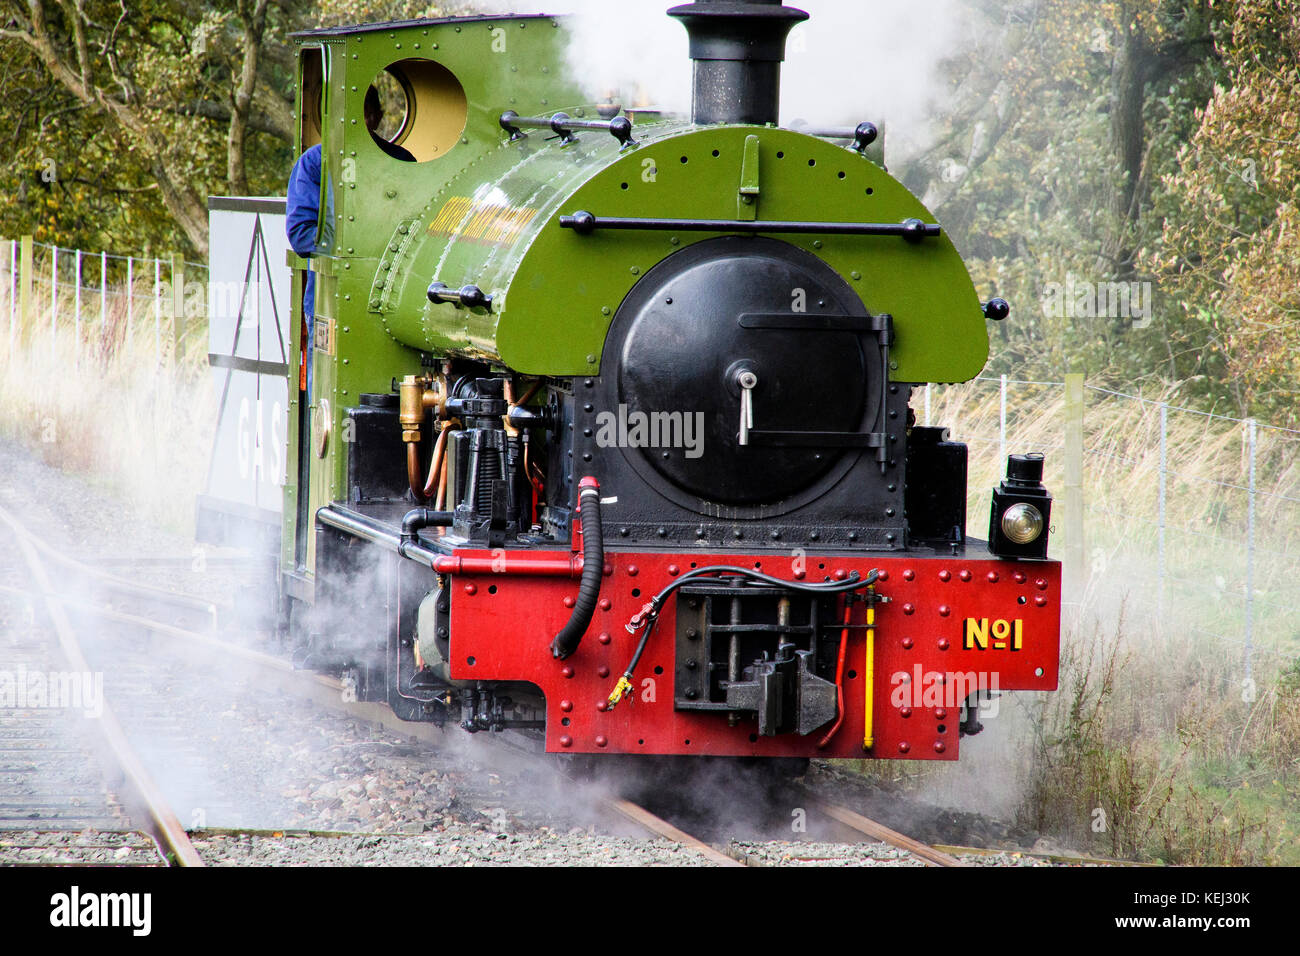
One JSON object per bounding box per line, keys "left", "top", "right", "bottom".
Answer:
{"left": 667, "top": 0, "right": 809, "bottom": 126}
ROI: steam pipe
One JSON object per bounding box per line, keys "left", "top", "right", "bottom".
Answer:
{"left": 406, "top": 442, "right": 426, "bottom": 502}
{"left": 400, "top": 508, "right": 455, "bottom": 543}
{"left": 550, "top": 477, "right": 604, "bottom": 660}
{"left": 431, "top": 554, "right": 586, "bottom": 577}
{"left": 435, "top": 442, "right": 451, "bottom": 510}
{"left": 421, "top": 426, "right": 451, "bottom": 499}
{"left": 316, "top": 505, "right": 439, "bottom": 570}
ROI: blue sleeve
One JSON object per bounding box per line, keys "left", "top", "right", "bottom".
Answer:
{"left": 285, "top": 144, "right": 322, "bottom": 257}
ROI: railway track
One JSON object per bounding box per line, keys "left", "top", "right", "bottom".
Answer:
{"left": 0, "top": 504, "right": 202, "bottom": 866}
{"left": 0, "top": 503, "right": 1126, "bottom": 868}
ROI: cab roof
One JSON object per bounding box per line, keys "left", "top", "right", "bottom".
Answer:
{"left": 289, "top": 13, "right": 558, "bottom": 40}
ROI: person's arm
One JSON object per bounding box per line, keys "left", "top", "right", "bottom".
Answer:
{"left": 285, "top": 144, "right": 322, "bottom": 257}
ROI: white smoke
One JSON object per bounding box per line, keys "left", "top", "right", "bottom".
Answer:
{"left": 475, "top": 1, "right": 969, "bottom": 152}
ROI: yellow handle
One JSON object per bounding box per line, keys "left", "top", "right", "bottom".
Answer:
{"left": 863, "top": 595, "right": 876, "bottom": 751}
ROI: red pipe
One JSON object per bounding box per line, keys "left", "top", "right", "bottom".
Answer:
{"left": 817, "top": 599, "right": 854, "bottom": 749}
{"left": 432, "top": 553, "right": 589, "bottom": 577}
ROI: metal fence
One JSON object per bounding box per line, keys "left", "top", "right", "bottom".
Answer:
{"left": 0, "top": 235, "right": 209, "bottom": 366}
{"left": 928, "top": 374, "right": 1300, "bottom": 678}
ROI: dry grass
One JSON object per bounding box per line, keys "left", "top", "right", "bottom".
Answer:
{"left": 920, "top": 380, "right": 1300, "bottom": 864}
{"left": 0, "top": 275, "right": 214, "bottom": 535}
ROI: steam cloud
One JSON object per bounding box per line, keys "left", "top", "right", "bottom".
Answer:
{"left": 476, "top": 0, "right": 968, "bottom": 152}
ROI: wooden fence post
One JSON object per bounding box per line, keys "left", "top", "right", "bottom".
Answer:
{"left": 171, "top": 253, "right": 185, "bottom": 361}
{"left": 1064, "top": 372, "right": 1085, "bottom": 602}
{"left": 20, "top": 236, "right": 34, "bottom": 342}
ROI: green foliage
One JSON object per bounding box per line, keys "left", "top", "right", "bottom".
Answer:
{"left": 1148, "top": 0, "right": 1300, "bottom": 424}
{"left": 927, "top": 0, "right": 1231, "bottom": 394}
{"left": 0, "top": 1, "right": 459, "bottom": 255}
{"left": 1020, "top": 616, "right": 1279, "bottom": 864}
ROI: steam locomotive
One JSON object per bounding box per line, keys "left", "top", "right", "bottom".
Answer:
{"left": 269, "top": 0, "right": 1061, "bottom": 761}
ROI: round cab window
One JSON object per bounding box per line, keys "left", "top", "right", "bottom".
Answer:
{"left": 366, "top": 59, "right": 467, "bottom": 163}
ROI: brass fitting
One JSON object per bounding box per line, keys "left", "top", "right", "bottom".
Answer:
{"left": 398, "top": 373, "right": 444, "bottom": 443}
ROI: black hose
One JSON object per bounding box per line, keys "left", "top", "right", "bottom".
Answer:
{"left": 550, "top": 478, "right": 603, "bottom": 659}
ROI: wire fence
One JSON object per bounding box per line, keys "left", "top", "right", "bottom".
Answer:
{"left": 927, "top": 374, "right": 1300, "bottom": 679}
{"left": 0, "top": 235, "right": 210, "bottom": 368}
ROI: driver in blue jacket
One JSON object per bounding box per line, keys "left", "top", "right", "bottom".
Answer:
{"left": 285, "top": 86, "right": 415, "bottom": 397}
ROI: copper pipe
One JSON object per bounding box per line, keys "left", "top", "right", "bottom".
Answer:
{"left": 435, "top": 435, "right": 451, "bottom": 510}
{"left": 406, "top": 442, "right": 426, "bottom": 502}
{"left": 818, "top": 600, "right": 854, "bottom": 749}
{"left": 516, "top": 381, "right": 541, "bottom": 406}
{"left": 504, "top": 379, "right": 543, "bottom": 436}
{"left": 421, "top": 426, "right": 450, "bottom": 499}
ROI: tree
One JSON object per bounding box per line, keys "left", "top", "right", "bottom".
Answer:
{"left": 903, "top": 0, "right": 1228, "bottom": 394}
{"left": 1150, "top": 0, "right": 1300, "bottom": 423}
